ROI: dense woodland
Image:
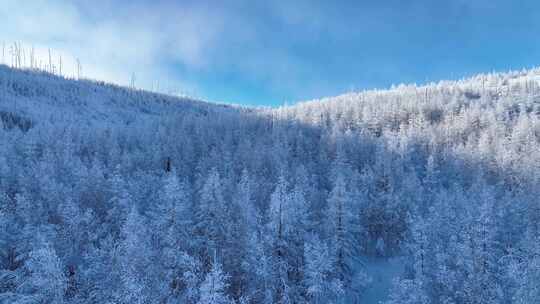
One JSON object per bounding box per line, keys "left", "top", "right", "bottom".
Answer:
{"left": 1, "top": 65, "right": 540, "bottom": 303}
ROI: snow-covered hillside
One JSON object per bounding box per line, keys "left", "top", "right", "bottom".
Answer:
{"left": 1, "top": 65, "right": 540, "bottom": 304}
{"left": 0, "top": 64, "right": 236, "bottom": 129}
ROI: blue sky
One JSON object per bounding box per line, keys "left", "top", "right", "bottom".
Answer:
{"left": 2, "top": 0, "right": 540, "bottom": 106}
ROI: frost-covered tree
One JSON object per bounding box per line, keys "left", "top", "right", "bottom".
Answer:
{"left": 57, "top": 198, "right": 95, "bottom": 299}
{"left": 118, "top": 206, "right": 153, "bottom": 304}
{"left": 197, "top": 261, "right": 232, "bottom": 304}
{"left": 147, "top": 171, "right": 199, "bottom": 303}
{"left": 326, "top": 172, "right": 357, "bottom": 289}
{"left": 17, "top": 237, "right": 67, "bottom": 304}
{"left": 268, "top": 173, "right": 294, "bottom": 304}
{"left": 149, "top": 170, "right": 190, "bottom": 233}
{"left": 304, "top": 235, "right": 343, "bottom": 304}
{"left": 106, "top": 167, "right": 132, "bottom": 239}
{"left": 511, "top": 231, "right": 540, "bottom": 304}
{"left": 195, "top": 168, "right": 229, "bottom": 268}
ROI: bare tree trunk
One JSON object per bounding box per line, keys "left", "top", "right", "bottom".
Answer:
{"left": 17, "top": 42, "right": 22, "bottom": 68}
{"left": 30, "top": 46, "right": 34, "bottom": 69}
{"left": 76, "top": 59, "right": 82, "bottom": 79}
{"left": 130, "top": 72, "right": 136, "bottom": 89}
{"left": 59, "top": 55, "right": 63, "bottom": 77}
{"left": 22, "top": 46, "right": 26, "bottom": 68}
{"left": 48, "top": 49, "right": 52, "bottom": 73}
{"left": 9, "top": 44, "right": 13, "bottom": 67}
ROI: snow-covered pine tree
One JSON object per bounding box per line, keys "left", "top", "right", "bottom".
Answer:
{"left": 304, "top": 234, "right": 343, "bottom": 304}
{"left": 326, "top": 172, "right": 354, "bottom": 289}
{"left": 195, "top": 168, "right": 230, "bottom": 270}
{"left": 268, "top": 173, "right": 294, "bottom": 304}
{"left": 119, "top": 206, "right": 153, "bottom": 304}
{"left": 17, "top": 236, "right": 67, "bottom": 304}
{"left": 197, "top": 260, "right": 232, "bottom": 304}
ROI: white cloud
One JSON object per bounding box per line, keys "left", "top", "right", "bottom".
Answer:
{"left": 0, "top": 0, "right": 342, "bottom": 103}
{"left": 0, "top": 0, "right": 217, "bottom": 95}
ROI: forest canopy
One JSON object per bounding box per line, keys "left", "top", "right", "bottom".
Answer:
{"left": 1, "top": 65, "right": 540, "bottom": 303}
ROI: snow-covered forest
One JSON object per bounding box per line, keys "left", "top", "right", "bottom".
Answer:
{"left": 1, "top": 64, "right": 540, "bottom": 303}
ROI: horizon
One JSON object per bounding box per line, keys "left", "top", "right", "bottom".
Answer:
{"left": 2, "top": 0, "right": 540, "bottom": 106}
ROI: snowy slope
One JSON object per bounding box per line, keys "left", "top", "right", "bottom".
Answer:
{"left": 3, "top": 64, "right": 540, "bottom": 130}
{"left": 0, "top": 64, "right": 235, "bottom": 130}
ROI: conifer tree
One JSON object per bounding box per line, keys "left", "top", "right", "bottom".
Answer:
{"left": 119, "top": 206, "right": 153, "bottom": 304}
{"left": 268, "top": 173, "right": 293, "bottom": 304}
{"left": 18, "top": 237, "right": 66, "bottom": 304}
{"left": 197, "top": 261, "right": 232, "bottom": 304}
{"left": 304, "top": 235, "right": 343, "bottom": 304}
{"left": 195, "top": 168, "right": 228, "bottom": 268}
{"left": 326, "top": 172, "right": 354, "bottom": 288}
